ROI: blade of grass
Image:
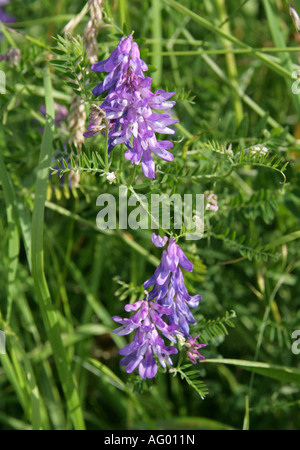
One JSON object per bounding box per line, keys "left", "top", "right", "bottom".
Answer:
{"left": 47, "top": 228, "right": 125, "bottom": 349}
{"left": 15, "top": 198, "right": 32, "bottom": 271}
{"left": 0, "top": 153, "right": 20, "bottom": 324}
{"left": 181, "top": 28, "right": 297, "bottom": 144}
{"left": 148, "top": 46, "right": 300, "bottom": 55}
{"left": 46, "top": 235, "right": 75, "bottom": 360}
{"left": 201, "top": 52, "right": 297, "bottom": 144}
{"left": 205, "top": 359, "right": 300, "bottom": 385}
{"left": 28, "top": 324, "right": 111, "bottom": 364}
{"left": 152, "top": 0, "right": 163, "bottom": 85}
{"left": 75, "top": 234, "right": 106, "bottom": 405}
{"left": 243, "top": 396, "right": 250, "bottom": 430}
{"left": 0, "top": 345, "right": 28, "bottom": 416}
{"left": 215, "top": 0, "right": 244, "bottom": 124}
{"left": 0, "top": 22, "right": 17, "bottom": 47}
{"left": 76, "top": 357, "right": 155, "bottom": 429}
{"left": 154, "top": 416, "right": 235, "bottom": 430}
{"left": 13, "top": 279, "right": 66, "bottom": 429}
{"left": 262, "top": 0, "right": 300, "bottom": 118}
{"left": 0, "top": 152, "right": 66, "bottom": 429}
{"left": 9, "top": 334, "right": 48, "bottom": 429}
{"left": 0, "top": 413, "right": 32, "bottom": 430}
{"left": 10, "top": 15, "right": 76, "bottom": 28}
{"left": 31, "top": 65, "right": 85, "bottom": 430}
{"left": 119, "top": 0, "right": 131, "bottom": 32}
{"left": 1, "top": 305, "right": 49, "bottom": 429}
{"left": 264, "top": 230, "right": 300, "bottom": 250}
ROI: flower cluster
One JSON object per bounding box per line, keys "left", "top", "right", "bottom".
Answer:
{"left": 143, "top": 234, "right": 202, "bottom": 337}
{"left": 84, "top": 35, "right": 178, "bottom": 178}
{"left": 113, "top": 299, "right": 178, "bottom": 379}
{"left": 113, "top": 234, "right": 205, "bottom": 379}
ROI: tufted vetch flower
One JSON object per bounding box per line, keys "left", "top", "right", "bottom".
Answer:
{"left": 113, "top": 234, "right": 204, "bottom": 378}
{"left": 113, "top": 299, "right": 178, "bottom": 379}
{"left": 185, "top": 334, "right": 206, "bottom": 364}
{"left": 84, "top": 35, "right": 178, "bottom": 179}
{"left": 143, "top": 234, "right": 202, "bottom": 337}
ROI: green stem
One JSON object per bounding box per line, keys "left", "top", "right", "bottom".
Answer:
{"left": 0, "top": 153, "right": 19, "bottom": 325}
{"left": 148, "top": 47, "right": 300, "bottom": 56}
{"left": 262, "top": 0, "right": 300, "bottom": 119}
{"left": 201, "top": 52, "right": 297, "bottom": 145}
{"left": 152, "top": 0, "right": 163, "bottom": 85}
{"left": 129, "top": 165, "right": 138, "bottom": 186}
{"left": 119, "top": 0, "right": 131, "bottom": 31}
{"left": 216, "top": 0, "right": 243, "bottom": 124}
{"left": 0, "top": 23, "right": 17, "bottom": 47}
{"left": 104, "top": 120, "right": 109, "bottom": 173}
{"left": 31, "top": 65, "right": 85, "bottom": 430}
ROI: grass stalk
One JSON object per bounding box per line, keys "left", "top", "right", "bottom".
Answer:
{"left": 31, "top": 65, "right": 85, "bottom": 430}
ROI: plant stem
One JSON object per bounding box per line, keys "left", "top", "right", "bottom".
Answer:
{"left": 0, "top": 153, "right": 19, "bottom": 325}
{"left": 104, "top": 120, "right": 109, "bottom": 173}
{"left": 216, "top": 0, "right": 243, "bottom": 125}
{"left": 152, "top": 0, "right": 163, "bottom": 85}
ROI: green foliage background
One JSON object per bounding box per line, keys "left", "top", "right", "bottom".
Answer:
{"left": 0, "top": 0, "right": 300, "bottom": 430}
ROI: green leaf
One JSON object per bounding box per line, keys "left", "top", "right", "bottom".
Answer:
{"left": 204, "top": 359, "right": 300, "bottom": 385}
{"left": 171, "top": 365, "right": 209, "bottom": 399}
{"left": 264, "top": 231, "right": 300, "bottom": 251}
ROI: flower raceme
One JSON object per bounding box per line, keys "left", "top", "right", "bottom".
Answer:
{"left": 113, "top": 234, "right": 205, "bottom": 379}
{"left": 84, "top": 35, "right": 179, "bottom": 179}
{"left": 113, "top": 299, "right": 178, "bottom": 379}
{"left": 143, "top": 234, "right": 202, "bottom": 338}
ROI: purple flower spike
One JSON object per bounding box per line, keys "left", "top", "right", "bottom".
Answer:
{"left": 143, "top": 238, "right": 201, "bottom": 337}
{"left": 91, "top": 36, "right": 148, "bottom": 94}
{"left": 85, "top": 35, "right": 179, "bottom": 178}
{"left": 113, "top": 237, "right": 204, "bottom": 379}
{"left": 113, "top": 299, "right": 178, "bottom": 379}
